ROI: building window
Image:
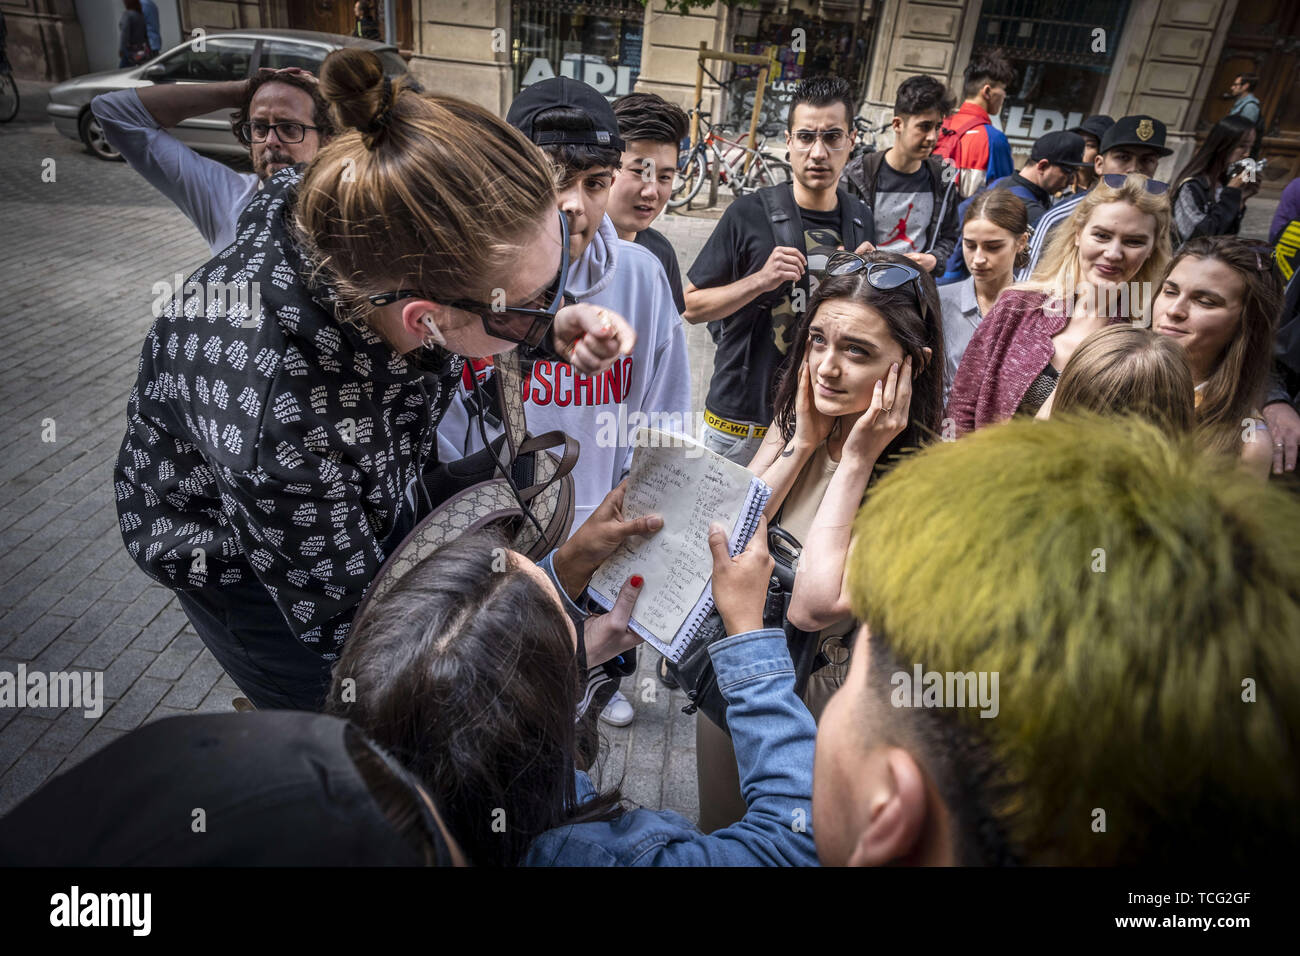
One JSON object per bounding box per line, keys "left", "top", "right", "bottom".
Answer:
{"left": 512, "top": 0, "right": 644, "bottom": 99}
{"left": 725, "top": 0, "right": 874, "bottom": 136}
{"left": 971, "top": 0, "right": 1130, "bottom": 146}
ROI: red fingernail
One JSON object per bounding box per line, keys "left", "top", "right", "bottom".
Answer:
{"left": 629, "top": 575, "right": 644, "bottom": 588}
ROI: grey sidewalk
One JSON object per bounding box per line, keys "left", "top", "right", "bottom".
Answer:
{"left": 0, "top": 84, "right": 718, "bottom": 820}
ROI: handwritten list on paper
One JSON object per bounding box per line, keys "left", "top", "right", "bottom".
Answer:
{"left": 589, "top": 428, "right": 764, "bottom": 654}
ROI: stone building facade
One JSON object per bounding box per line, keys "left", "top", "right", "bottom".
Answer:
{"left": 10, "top": 0, "right": 1296, "bottom": 191}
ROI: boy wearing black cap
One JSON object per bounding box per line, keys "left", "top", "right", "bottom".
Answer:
{"left": 1021, "top": 114, "right": 1173, "bottom": 278}
{"left": 1061, "top": 114, "right": 1114, "bottom": 197}
{"left": 437, "top": 77, "right": 693, "bottom": 729}
{"left": 996, "top": 130, "right": 1088, "bottom": 225}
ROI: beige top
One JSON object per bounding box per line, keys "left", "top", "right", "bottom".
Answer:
{"left": 778, "top": 443, "right": 857, "bottom": 655}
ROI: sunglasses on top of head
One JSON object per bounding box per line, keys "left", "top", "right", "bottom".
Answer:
{"left": 821, "top": 252, "right": 934, "bottom": 325}
{"left": 1097, "top": 173, "right": 1170, "bottom": 194}
{"left": 366, "top": 212, "right": 573, "bottom": 349}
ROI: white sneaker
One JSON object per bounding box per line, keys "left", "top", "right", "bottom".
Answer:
{"left": 599, "top": 689, "right": 634, "bottom": 727}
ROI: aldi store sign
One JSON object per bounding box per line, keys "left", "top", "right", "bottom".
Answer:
{"left": 521, "top": 56, "right": 636, "bottom": 97}
{"left": 1003, "top": 106, "right": 1086, "bottom": 141}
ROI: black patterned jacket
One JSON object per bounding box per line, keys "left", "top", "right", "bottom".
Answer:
{"left": 114, "top": 169, "right": 463, "bottom": 658}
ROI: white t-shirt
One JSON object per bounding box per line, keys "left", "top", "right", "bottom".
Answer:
{"left": 91, "top": 89, "right": 259, "bottom": 254}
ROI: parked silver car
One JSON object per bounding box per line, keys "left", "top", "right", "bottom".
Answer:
{"left": 48, "top": 29, "right": 407, "bottom": 161}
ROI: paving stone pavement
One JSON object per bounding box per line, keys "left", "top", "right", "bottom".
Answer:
{"left": 0, "top": 82, "right": 722, "bottom": 822}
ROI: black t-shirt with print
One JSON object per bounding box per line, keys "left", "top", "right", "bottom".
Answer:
{"left": 688, "top": 193, "right": 842, "bottom": 425}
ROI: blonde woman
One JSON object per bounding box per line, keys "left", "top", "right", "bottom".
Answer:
{"left": 1037, "top": 325, "right": 1195, "bottom": 434}
{"left": 946, "top": 173, "right": 1172, "bottom": 434}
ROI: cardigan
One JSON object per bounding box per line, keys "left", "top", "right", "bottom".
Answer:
{"left": 945, "top": 287, "right": 1118, "bottom": 434}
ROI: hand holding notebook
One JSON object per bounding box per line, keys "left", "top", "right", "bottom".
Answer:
{"left": 586, "top": 429, "right": 772, "bottom": 661}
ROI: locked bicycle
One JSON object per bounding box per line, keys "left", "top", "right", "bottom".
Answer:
{"left": 848, "top": 116, "right": 892, "bottom": 160}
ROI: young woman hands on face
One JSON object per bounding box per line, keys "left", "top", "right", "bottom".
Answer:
{"left": 793, "top": 363, "right": 837, "bottom": 451}
{"left": 840, "top": 354, "right": 918, "bottom": 466}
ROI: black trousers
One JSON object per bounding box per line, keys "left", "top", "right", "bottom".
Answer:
{"left": 175, "top": 580, "right": 335, "bottom": 711}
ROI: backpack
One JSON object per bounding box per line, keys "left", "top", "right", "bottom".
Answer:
{"left": 756, "top": 182, "right": 874, "bottom": 306}
{"left": 355, "top": 348, "right": 578, "bottom": 617}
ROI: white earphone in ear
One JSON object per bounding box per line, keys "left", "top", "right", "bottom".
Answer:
{"left": 422, "top": 314, "right": 446, "bottom": 348}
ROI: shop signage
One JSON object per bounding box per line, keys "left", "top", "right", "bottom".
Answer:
{"left": 1003, "top": 106, "right": 1086, "bottom": 141}
{"left": 521, "top": 56, "right": 637, "bottom": 97}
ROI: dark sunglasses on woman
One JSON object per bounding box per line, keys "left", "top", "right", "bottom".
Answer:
{"left": 367, "top": 212, "right": 573, "bottom": 348}
{"left": 822, "top": 252, "right": 935, "bottom": 326}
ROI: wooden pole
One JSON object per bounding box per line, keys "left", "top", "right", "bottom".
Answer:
{"left": 742, "top": 47, "right": 775, "bottom": 175}
{"left": 691, "top": 40, "right": 706, "bottom": 152}
{"left": 747, "top": 62, "right": 768, "bottom": 153}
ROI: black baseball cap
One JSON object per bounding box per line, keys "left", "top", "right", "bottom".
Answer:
{"left": 0, "top": 712, "right": 459, "bottom": 866}
{"left": 1030, "top": 130, "right": 1089, "bottom": 167}
{"left": 1101, "top": 114, "right": 1174, "bottom": 157}
{"left": 507, "top": 77, "right": 626, "bottom": 152}
{"left": 1069, "top": 114, "right": 1115, "bottom": 144}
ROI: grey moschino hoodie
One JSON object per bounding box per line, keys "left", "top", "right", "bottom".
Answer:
{"left": 438, "top": 215, "right": 693, "bottom": 530}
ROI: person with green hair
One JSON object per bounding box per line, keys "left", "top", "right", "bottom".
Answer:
{"left": 812, "top": 414, "right": 1300, "bottom": 865}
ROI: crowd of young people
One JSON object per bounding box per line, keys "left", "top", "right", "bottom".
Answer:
{"left": 2, "top": 45, "right": 1298, "bottom": 868}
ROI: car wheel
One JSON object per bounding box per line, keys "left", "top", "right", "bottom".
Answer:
{"left": 79, "top": 109, "right": 122, "bottom": 161}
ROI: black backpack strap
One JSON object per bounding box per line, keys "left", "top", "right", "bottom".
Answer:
{"left": 836, "top": 187, "right": 875, "bottom": 251}
{"left": 759, "top": 183, "right": 810, "bottom": 305}
{"left": 759, "top": 182, "right": 805, "bottom": 251}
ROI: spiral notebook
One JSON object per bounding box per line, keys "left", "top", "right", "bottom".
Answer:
{"left": 586, "top": 428, "right": 772, "bottom": 662}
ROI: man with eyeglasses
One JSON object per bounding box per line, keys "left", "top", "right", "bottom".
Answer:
{"left": 685, "top": 75, "right": 875, "bottom": 465}
{"left": 1019, "top": 114, "right": 1173, "bottom": 280}
{"left": 91, "top": 67, "right": 334, "bottom": 254}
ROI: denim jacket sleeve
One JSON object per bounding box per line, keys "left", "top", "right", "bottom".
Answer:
{"left": 524, "top": 630, "right": 819, "bottom": 866}
{"left": 538, "top": 550, "right": 591, "bottom": 634}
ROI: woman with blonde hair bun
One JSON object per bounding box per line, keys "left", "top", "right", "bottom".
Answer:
{"left": 114, "top": 47, "right": 636, "bottom": 711}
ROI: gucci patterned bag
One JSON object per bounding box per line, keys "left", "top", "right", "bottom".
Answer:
{"left": 357, "top": 349, "right": 578, "bottom": 616}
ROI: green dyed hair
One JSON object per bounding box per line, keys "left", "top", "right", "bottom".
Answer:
{"left": 848, "top": 414, "right": 1300, "bottom": 865}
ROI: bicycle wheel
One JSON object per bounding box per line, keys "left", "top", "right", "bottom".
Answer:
{"left": 744, "top": 155, "right": 791, "bottom": 192}
{"left": 668, "top": 150, "right": 707, "bottom": 209}
{"left": 0, "top": 73, "right": 19, "bottom": 124}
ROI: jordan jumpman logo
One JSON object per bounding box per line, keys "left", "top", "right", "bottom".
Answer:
{"left": 884, "top": 202, "right": 917, "bottom": 250}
